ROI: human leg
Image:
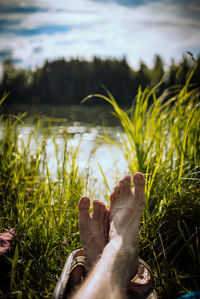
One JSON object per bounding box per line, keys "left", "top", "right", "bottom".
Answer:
{"left": 73, "top": 172, "right": 145, "bottom": 299}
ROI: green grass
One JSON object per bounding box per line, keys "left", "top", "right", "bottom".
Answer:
{"left": 0, "top": 62, "right": 200, "bottom": 298}
{"left": 0, "top": 112, "right": 86, "bottom": 298}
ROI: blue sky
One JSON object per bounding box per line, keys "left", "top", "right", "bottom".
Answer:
{"left": 0, "top": 0, "right": 199, "bottom": 70}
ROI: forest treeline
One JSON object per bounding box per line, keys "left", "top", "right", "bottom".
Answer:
{"left": 0, "top": 54, "right": 200, "bottom": 106}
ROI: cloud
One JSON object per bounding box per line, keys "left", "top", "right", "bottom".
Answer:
{"left": 91, "top": 0, "right": 149, "bottom": 7}
{"left": 0, "top": 48, "right": 22, "bottom": 64}
{"left": 11, "top": 58, "right": 23, "bottom": 64}
{"left": 33, "top": 46, "right": 43, "bottom": 54}
{"left": 0, "top": 25, "right": 73, "bottom": 36}
{"left": 0, "top": 0, "right": 199, "bottom": 70}
{"left": 0, "top": 48, "right": 12, "bottom": 62}
{"left": 0, "top": 4, "right": 49, "bottom": 14}
{"left": 0, "top": 19, "right": 21, "bottom": 27}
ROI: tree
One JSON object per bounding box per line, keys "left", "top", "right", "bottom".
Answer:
{"left": 136, "top": 61, "right": 151, "bottom": 90}
{"left": 151, "top": 55, "right": 164, "bottom": 86}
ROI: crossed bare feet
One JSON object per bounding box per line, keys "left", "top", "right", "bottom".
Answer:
{"left": 78, "top": 172, "right": 145, "bottom": 280}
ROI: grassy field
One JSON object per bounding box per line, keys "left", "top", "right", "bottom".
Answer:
{"left": 0, "top": 110, "right": 86, "bottom": 298}
{"left": 0, "top": 63, "right": 200, "bottom": 298}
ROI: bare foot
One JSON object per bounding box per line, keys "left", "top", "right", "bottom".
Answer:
{"left": 109, "top": 172, "right": 145, "bottom": 282}
{"left": 78, "top": 197, "right": 110, "bottom": 271}
{"left": 72, "top": 174, "right": 146, "bottom": 299}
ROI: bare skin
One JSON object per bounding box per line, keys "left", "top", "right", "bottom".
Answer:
{"left": 78, "top": 197, "right": 110, "bottom": 270}
{"left": 74, "top": 172, "right": 145, "bottom": 299}
{"left": 0, "top": 228, "right": 16, "bottom": 256}
{"left": 109, "top": 172, "right": 145, "bottom": 283}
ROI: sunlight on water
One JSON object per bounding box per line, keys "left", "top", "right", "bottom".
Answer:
{"left": 6, "top": 123, "right": 128, "bottom": 201}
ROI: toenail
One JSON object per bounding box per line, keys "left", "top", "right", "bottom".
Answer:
{"left": 135, "top": 173, "right": 143, "bottom": 180}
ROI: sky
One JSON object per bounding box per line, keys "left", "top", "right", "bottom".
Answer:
{"left": 0, "top": 0, "right": 200, "bottom": 71}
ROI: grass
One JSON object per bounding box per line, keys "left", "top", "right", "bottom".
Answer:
{"left": 0, "top": 62, "right": 200, "bottom": 298}
{"left": 0, "top": 112, "right": 86, "bottom": 298}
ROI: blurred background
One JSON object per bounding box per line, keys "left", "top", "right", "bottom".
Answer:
{"left": 0, "top": 0, "right": 200, "bottom": 71}
{"left": 0, "top": 1, "right": 200, "bottom": 298}
{"left": 0, "top": 0, "right": 200, "bottom": 111}
{"left": 0, "top": 0, "right": 200, "bottom": 187}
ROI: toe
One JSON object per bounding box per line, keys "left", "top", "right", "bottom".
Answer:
{"left": 78, "top": 196, "right": 90, "bottom": 218}
{"left": 133, "top": 172, "right": 145, "bottom": 204}
{"left": 114, "top": 184, "right": 120, "bottom": 199}
{"left": 119, "top": 179, "right": 125, "bottom": 194}
{"left": 99, "top": 202, "right": 106, "bottom": 220}
{"left": 124, "top": 174, "right": 132, "bottom": 193}
{"left": 133, "top": 172, "right": 145, "bottom": 190}
{"left": 93, "top": 200, "right": 101, "bottom": 219}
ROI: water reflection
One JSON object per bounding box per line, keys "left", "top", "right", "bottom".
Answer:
{"left": 59, "top": 123, "right": 128, "bottom": 199}
{"left": 8, "top": 123, "right": 129, "bottom": 200}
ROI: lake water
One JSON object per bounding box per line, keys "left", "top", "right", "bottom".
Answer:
{"left": 17, "top": 121, "right": 128, "bottom": 200}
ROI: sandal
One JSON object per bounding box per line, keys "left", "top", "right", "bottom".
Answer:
{"left": 52, "top": 248, "right": 157, "bottom": 299}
